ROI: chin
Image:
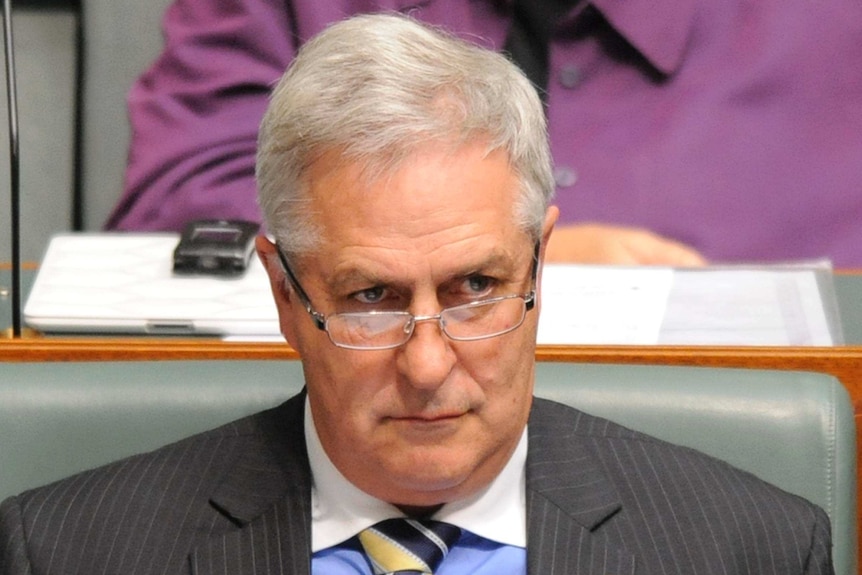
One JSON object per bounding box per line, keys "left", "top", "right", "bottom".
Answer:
{"left": 370, "top": 452, "right": 479, "bottom": 501}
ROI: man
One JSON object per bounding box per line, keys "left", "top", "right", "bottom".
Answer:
{"left": 1, "top": 14, "right": 832, "bottom": 574}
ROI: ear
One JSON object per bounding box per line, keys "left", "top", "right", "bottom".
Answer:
{"left": 539, "top": 205, "right": 559, "bottom": 265}
{"left": 535, "top": 206, "right": 559, "bottom": 303}
{"left": 255, "top": 235, "right": 300, "bottom": 345}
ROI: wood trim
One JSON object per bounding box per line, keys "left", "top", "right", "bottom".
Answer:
{"left": 536, "top": 345, "right": 862, "bottom": 399}
{"left": 2, "top": 339, "right": 859, "bottom": 395}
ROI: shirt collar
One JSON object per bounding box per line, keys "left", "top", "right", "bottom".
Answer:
{"left": 582, "top": 0, "right": 697, "bottom": 75}
{"left": 397, "top": 0, "right": 695, "bottom": 74}
{"left": 493, "top": 0, "right": 696, "bottom": 75}
{"left": 305, "top": 397, "right": 528, "bottom": 551}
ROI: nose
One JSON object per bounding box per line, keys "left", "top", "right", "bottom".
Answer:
{"left": 396, "top": 314, "right": 456, "bottom": 390}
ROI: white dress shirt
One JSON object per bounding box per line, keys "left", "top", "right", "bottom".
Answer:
{"left": 304, "top": 398, "right": 527, "bottom": 552}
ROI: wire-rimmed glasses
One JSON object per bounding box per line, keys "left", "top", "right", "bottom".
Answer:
{"left": 275, "top": 245, "right": 539, "bottom": 350}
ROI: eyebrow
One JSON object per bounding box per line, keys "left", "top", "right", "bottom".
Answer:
{"left": 323, "top": 250, "right": 522, "bottom": 295}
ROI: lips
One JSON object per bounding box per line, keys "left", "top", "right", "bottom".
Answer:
{"left": 385, "top": 409, "right": 471, "bottom": 430}
{"left": 412, "top": 414, "right": 462, "bottom": 423}
{"left": 393, "top": 412, "right": 458, "bottom": 422}
{"left": 383, "top": 398, "right": 474, "bottom": 426}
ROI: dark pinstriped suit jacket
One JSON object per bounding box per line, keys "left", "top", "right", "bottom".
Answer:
{"left": 0, "top": 392, "right": 833, "bottom": 574}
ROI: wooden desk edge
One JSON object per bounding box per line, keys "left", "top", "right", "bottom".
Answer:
{"left": 0, "top": 339, "right": 859, "bottom": 391}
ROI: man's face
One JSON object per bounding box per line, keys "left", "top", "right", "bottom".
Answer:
{"left": 259, "top": 142, "right": 557, "bottom": 510}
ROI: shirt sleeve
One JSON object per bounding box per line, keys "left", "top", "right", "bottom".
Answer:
{"left": 106, "top": 0, "right": 297, "bottom": 231}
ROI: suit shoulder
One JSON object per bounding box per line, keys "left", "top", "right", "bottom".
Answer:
{"left": 527, "top": 398, "right": 833, "bottom": 573}
{"left": 0, "top": 395, "right": 306, "bottom": 574}
{"left": 15, "top": 399, "right": 279, "bottom": 495}
{"left": 529, "top": 397, "right": 825, "bottom": 515}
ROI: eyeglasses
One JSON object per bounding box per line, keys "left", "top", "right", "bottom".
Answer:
{"left": 275, "top": 244, "right": 539, "bottom": 350}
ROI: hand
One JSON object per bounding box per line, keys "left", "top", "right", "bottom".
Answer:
{"left": 545, "top": 223, "right": 707, "bottom": 266}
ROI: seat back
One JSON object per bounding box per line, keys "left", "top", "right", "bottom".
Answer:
{"left": 0, "top": 1, "right": 78, "bottom": 261}
{"left": 78, "top": 0, "right": 173, "bottom": 229}
{"left": 0, "top": 360, "right": 855, "bottom": 573}
{"left": 0, "top": 0, "right": 172, "bottom": 261}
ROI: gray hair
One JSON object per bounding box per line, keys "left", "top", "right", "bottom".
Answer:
{"left": 256, "top": 13, "right": 554, "bottom": 255}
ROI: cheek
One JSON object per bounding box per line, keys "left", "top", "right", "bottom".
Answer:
{"left": 451, "top": 341, "right": 535, "bottom": 439}
{"left": 477, "top": 359, "right": 534, "bottom": 423}
{"left": 305, "top": 349, "right": 395, "bottom": 426}
{"left": 460, "top": 326, "right": 536, "bottom": 394}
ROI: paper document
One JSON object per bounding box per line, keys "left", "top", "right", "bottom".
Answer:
{"left": 536, "top": 262, "right": 841, "bottom": 346}
{"left": 658, "top": 265, "right": 839, "bottom": 345}
{"left": 537, "top": 266, "right": 673, "bottom": 345}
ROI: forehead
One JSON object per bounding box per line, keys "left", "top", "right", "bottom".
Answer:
{"left": 304, "top": 143, "right": 528, "bottom": 268}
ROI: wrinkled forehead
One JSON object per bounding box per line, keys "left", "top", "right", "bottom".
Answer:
{"left": 312, "top": 145, "right": 518, "bottom": 223}
{"left": 303, "top": 132, "right": 512, "bottom": 192}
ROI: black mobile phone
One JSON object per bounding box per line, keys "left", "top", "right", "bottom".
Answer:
{"left": 172, "top": 219, "right": 260, "bottom": 276}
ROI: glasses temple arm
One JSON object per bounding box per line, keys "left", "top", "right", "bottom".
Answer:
{"left": 275, "top": 246, "right": 327, "bottom": 330}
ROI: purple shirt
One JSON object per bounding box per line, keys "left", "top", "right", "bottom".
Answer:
{"left": 109, "top": 0, "right": 862, "bottom": 267}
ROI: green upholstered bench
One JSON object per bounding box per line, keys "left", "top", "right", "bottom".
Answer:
{"left": 0, "top": 360, "right": 855, "bottom": 574}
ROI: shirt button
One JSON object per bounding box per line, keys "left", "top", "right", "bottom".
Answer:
{"left": 558, "top": 65, "right": 581, "bottom": 89}
{"left": 554, "top": 166, "right": 578, "bottom": 188}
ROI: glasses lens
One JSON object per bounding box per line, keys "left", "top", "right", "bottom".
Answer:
{"left": 326, "top": 311, "right": 413, "bottom": 349}
{"left": 324, "top": 295, "right": 530, "bottom": 349}
{"left": 442, "top": 295, "right": 527, "bottom": 341}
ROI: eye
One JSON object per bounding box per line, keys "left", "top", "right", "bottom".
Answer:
{"left": 352, "top": 286, "right": 387, "bottom": 305}
{"left": 462, "top": 274, "right": 496, "bottom": 296}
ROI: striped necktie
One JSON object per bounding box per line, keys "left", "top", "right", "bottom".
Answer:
{"left": 358, "top": 518, "right": 462, "bottom": 575}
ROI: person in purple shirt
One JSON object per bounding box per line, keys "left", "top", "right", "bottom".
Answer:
{"left": 108, "top": 0, "right": 862, "bottom": 267}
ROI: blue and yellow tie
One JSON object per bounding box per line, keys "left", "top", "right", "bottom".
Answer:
{"left": 359, "top": 518, "right": 461, "bottom": 575}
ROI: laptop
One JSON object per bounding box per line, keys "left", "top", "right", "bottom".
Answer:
{"left": 24, "top": 233, "right": 280, "bottom": 337}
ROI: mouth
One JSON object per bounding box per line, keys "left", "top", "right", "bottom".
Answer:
{"left": 382, "top": 411, "right": 471, "bottom": 443}
{"left": 393, "top": 412, "right": 464, "bottom": 423}
{"left": 387, "top": 409, "right": 469, "bottom": 428}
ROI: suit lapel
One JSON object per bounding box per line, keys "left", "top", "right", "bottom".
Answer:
{"left": 190, "top": 392, "right": 314, "bottom": 575}
{"left": 526, "top": 398, "right": 636, "bottom": 575}
{"left": 189, "top": 495, "right": 312, "bottom": 575}
{"left": 188, "top": 394, "right": 638, "bottom": 574}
